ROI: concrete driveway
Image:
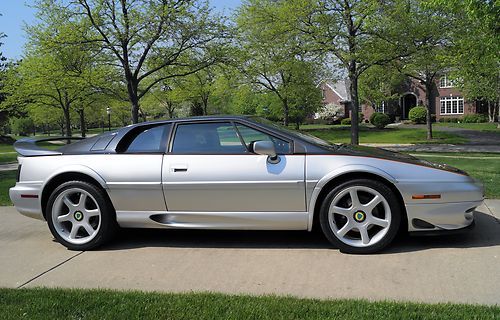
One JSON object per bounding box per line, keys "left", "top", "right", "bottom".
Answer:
{"left": 1, "top": 202, "right": 499, "bottom": 305}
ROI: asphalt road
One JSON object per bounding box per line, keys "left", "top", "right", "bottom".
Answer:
{"left": 1, "top": 202, "right": 499, "bottom": 305}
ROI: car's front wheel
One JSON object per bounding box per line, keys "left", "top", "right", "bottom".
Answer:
{"left": 319, "top": 179, "right": 401, "bottom": 254}
{"left": 46, "top": 181, "right": 116, "bottom": 250}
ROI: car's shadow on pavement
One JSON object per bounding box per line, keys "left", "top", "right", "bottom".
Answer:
{"left": 101, "top": 211, "right": 500, "bottom": 254}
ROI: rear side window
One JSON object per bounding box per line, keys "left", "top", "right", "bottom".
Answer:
{"left": 118, "top": 124, "right": 170, "bottom": 153}
{"left": 171, "top": 122, "right": 247, "bottom": 154}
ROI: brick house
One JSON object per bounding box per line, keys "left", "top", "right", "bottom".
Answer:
{"left": 319, "top": 74, "right": 482, "bottom": 122}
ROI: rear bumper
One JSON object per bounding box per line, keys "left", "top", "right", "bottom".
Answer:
{"left": 9, "top": 183, "right": 44, "bottom": 221}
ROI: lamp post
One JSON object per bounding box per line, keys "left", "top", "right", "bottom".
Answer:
{"left": 106, "top": 107, "right": 111, "bottom": 131}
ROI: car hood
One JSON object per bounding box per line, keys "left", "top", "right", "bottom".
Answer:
{"left": 331, "top": 144, "right": 468, "bottom": 176}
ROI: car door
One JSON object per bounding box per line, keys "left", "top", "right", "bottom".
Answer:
{"left": 162, "top": 121, "right": 306, "bottom": 214}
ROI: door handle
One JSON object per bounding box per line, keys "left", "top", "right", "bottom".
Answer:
{"left": 170, "top": 164, "right": 188, "bottom": 173}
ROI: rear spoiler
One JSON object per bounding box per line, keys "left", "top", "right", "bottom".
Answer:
{"left": 13, "top": 137, "right": 85, "bottom": 157}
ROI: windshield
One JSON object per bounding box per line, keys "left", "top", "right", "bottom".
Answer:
{"left": 248, "top": 116, "right": 338, "bottom": 149}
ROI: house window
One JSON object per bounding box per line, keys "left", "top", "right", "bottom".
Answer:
{"left": 440, "top": 97, "right": 464, "bottom": 115}
{"left": 375, "top": 101, "right": 386, "bottom": 113}
{"left": 439, "top": 74, "right": 454, "bottom": 88}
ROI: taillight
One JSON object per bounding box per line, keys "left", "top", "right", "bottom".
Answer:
{"left": 16, "top": 164, "right": 21, "bottom": 182}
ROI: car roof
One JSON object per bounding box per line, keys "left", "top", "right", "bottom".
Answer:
{"left": 125, "top": 115, "right": 253, "bottom": 128}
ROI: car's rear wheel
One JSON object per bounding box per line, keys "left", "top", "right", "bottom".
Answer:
{"left": 46, "top": 181, "right": 116, "bottom": 250}
{"left": 319, "top": 179, "right": 401, "bottom": 254}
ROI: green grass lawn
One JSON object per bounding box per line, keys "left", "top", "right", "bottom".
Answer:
{"left": 0, "top": 171, "right": 16, "bottom": 206}
{"left": 303, "top": 126, "right": 467, "bottom": 144}
{"left": 410, "top": 152, "right": 500, "bottom": 198}
{"left": 435, "top": 122, "right": 500, "bottom": 132}
{"left": 0, "top": 152, "right": 17, "bottom": 164}
{"left": 0, "top": 288, "right": 498, "bottom": 320}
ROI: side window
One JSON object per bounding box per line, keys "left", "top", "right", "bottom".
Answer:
{"left": 120, "top": 124, "right": 170, "bottom": 153}
{"left": 171, "top": 122, "right": 247, "bottom": 154}
{"left": 235, "top": 124, "right": 291, "bottom": 154}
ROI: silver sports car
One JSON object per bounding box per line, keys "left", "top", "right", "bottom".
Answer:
{"left": 10, "top": 116, "right": 483, "bottom": 253}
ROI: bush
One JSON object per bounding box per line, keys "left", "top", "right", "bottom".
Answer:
{"left": 408, "top": 106, "right": 427, "bottom": 124}
{"left": 11, "top": 118, "right": 34, "bottom": 136}
{"left": 341, "top": 118, "right": 351, "bottom": 125}
{"left": 371, "top": 112, "right": 391, "bottom": 129}
{"left": 462, "top": 114, "right": 488, "bottom": 123}
{"left": 358, "top": 112, "right": 364, "bottom": 123}
{"left": 316, "top": 103, "right": 345, "bottom": 124}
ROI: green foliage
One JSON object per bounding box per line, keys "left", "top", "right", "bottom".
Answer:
{"left": 462, "top": 114, "right": 488, "bottom": 123}
{"left": 429, "top": 0, "right": 499, "bottom": 121}
{"left": 236, "top": 0, "right": 322, "bottom": 126}
{"left": 10, "top": 117, "right": 34, "bottom": 136}
{"left": 409, "top": 106, "right": 427, "bottom": 124}
{"left": 341, "top": 118, "right": 351, "bottom": 125}
{"left": 439, "top": 117, "right": 460, "bottom": 123}
{"left": 371, "top": 113, "right": 391, "bottom": 129}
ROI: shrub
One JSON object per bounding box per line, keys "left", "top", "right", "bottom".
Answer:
{"left": 408, "top": 106, "right": 427, "bottom": 124}
{"left": 440, "top": 117, "right": 459, "bottom": 123}
{"left": 462, "top": 114, "right": 488, "bottom": 123}
{"left": 11, "top": 118, "right": 34, "bottom": 136}
{"left": 371, "top": 112, "right": 391, "bottom": 129}
{"left": 316, "top": 103, "right": 345, "bottom": 124}
{"left": 341, "top": 118, "right": 351, "bottom": 125}
{"left": 358, "top": 112, "right": 364, "bottom": 123}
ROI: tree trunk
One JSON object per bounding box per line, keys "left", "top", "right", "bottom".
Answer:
{"left": 487, "top": 101, "right": 495, "bottom": 122}
{"left": 202, "top": 97, "right": 209, "bottom": 115}
{"left": 78, "top": 109, "right": 86, "bottom": 138}
{"left": 166, "top": 101, "right": 175, "bottom": 118}
{"left": 425, "top": 82, "right": 433, "bottom": 140}
{"left": 63, "top": 107, "right": 72, "bottom": 138}
{"left": 283, "top": 99, "right": 289, "bottom": 126}
{"left": 126, "top": 76, "right": 140, "bottom": 124}
{"left": 348, "top": 65, "right": 360, "bottom": 145}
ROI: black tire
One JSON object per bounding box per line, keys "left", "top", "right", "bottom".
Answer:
{"left": 46, "top": 181, "right": 117, "bottom": 250}
{"left": 319, "top": 179, "right": 401, "bottom": 254}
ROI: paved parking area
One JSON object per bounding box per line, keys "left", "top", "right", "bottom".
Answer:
{"left": 1, "top": 202, "right": 499, "bottom": 305}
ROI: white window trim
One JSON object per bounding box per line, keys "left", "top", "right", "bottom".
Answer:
{"left": 440, "top": 96, "right": 464, "bottom": 115}
{"left": 439, "top": 74, "right": 454, "bottom": 88}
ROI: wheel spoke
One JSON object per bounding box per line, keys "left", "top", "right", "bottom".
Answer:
{"left": 331, "top": 206, "right": 351, "bottom": 217}
{"left": 57, "top": 213, "right": 71, "bottom": 223}
{"left": 365, "top": 194, "right": 382, "bottom": 212}
{"left": 349, "top": 190, "right": 361, "bottom": 208}
{"left": 359, "top": 226, "right": 370, "bottom": 244}
{"left": 78, "top": 193, "right": 87, "bottom": 208}
{"left": 69, "top": 224, "right": 79, "bottom": 239}
{"left": 63, "top": 196, "right": 76, "bottom": 208}
{"left": 82, "top": 223, "right": 95, "bottom": 237}
{"left": 370, "top": 216, "right": 389, "bottom": 228}
{"left": 85, "top": 209, "right": 100, "bottom": 218}
{"left": 337, "top": 222, "right": 353, "bottom": 237}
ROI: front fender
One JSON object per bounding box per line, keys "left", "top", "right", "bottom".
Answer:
{"left": 306, "top": 164, "right": 397, "bottom": 231}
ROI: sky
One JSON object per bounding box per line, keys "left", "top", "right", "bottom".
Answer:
{"left": 0, "top": 0, "right": 242, "bottom": 60}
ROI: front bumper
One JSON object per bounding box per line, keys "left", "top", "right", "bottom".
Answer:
{"left": 406, "top": 200, "right": 481, "bottom": 232}
{"left": 9, "top": 183, "right": 44, "bottom": 221}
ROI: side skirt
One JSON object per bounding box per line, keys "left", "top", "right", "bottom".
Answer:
{"left": 116, "top": 210, "right": 309, "bottom": 230}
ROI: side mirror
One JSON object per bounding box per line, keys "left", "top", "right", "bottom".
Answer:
{"left": 251, "top": 140, "right": 279, "bottom": 163}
